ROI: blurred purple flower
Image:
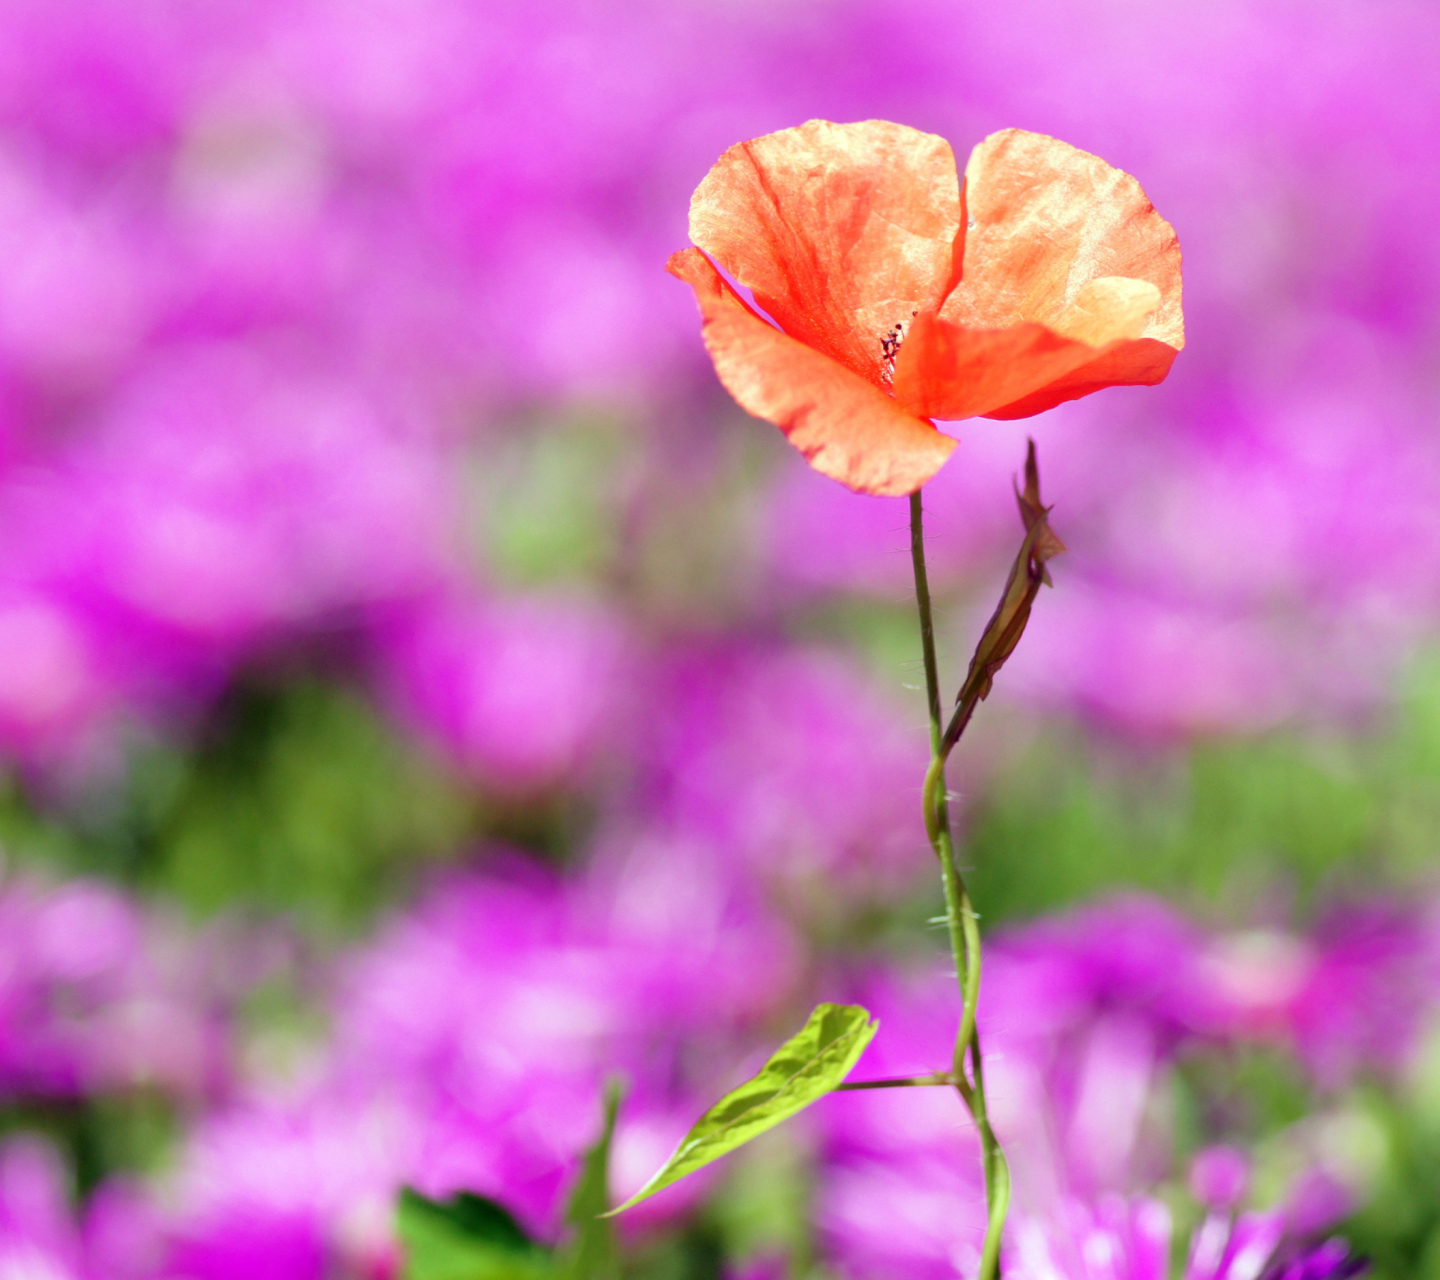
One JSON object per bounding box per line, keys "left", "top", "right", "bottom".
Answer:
{"left": 1195, "top": 901, "right": 1440, "bottom": 1087}
{"left": 1190, "top": 1146, "right": 1251, "bottom": 1213}
{"left": 373, "top": 589, "right": 634, "bottom": 793}
{"left": 0, "top": 1136, "right": 165, "bottom": 1280}
{"left": 1285, "top": 900, "right": 1440, "bottom": 1087}
{"left": 0, "top": 338, "right": 459, "bottom": 764}
{"left": 999, "top": 1196, "right": 1360, "bottom": 1280}
{"left": 0, "top": 1137, "right": 84, "bottom": 1277}
{"left": 164, "top": 1086, "right": 403, "bottom": 1280}
{"left": 1189, "top": 1214, "right": 1365, "bottom": 1280}
{"left": 815, "top": 894, "right": 1388, "bottom": 1279}
{"left": 1264, "top": 1238, "right": 1369, "bottom": 1280}
{"left": 1185, "top": 1209, "right": 1285, "bottom": 1280}
{"left": 632, "top": 644, "right": 930, "bottom": 908}
{"left": 1005, "top": 578, "right": 1302, "bottom": 737}
{"left": 165, "top": 854, "right": 797, "bottom": 1270}
{"left": 0, "top": 875, "right": 246, "bottom": 1103}
{"left": 762, "top": 428, "right": 1033, "bottom": 598}
{"left": 1009, "top": 1196, "right": 1171, "bottom": 1280}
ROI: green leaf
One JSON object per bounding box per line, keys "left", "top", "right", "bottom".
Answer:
{"left": 559, "top": 1077, "right": 623, "bottom": 1280}
{"left": 397, "top": 1188, "right": 554, "bottom": 1280}
{"left": 606, "top": 1003, "right": 878, "bottom": 1215}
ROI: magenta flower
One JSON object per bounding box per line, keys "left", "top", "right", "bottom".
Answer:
{"left": 1194, "top": 901, "right": 1440, "bottom": 1087}
{"left": 1008, "top": 1197, "right": 1171, "bottom": 1280}
{"left": 0, "top": 1136, "right": 165, "bottom": 1280}
{"left": 814, "top": 895, "right": 1378, "bottom": 1280}
{"left": 633, "top": 643, "right": 930, "bottom": 905}
{"left": 165, "top": 855, "right": 798, "bottom": 1269}
{"left": 372, "top": 589, "right": 634, "bottom": 793}
{"left": 0, "top": 875, "right": 244, "bottom": 1103}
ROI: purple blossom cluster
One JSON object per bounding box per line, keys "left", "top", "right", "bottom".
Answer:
{"left": 0, "top": 872, "right": 266, "bottom": 1103}
{"left": 0, "top": 862, "right": 1408, "bottom": 1278}
{"left": 0, "top": 1, "right": 1432, "bottom": 1278}
{"left": 162, "top": 854, "right": 798, "bottom": 1276}
{"left": 622, "top": 644, "right": 930, "bottom": 906}
{"left": 816, "top": 894, "right": 1428, "bottom": 1279}
{"left": 0, "top": 1136, "right": 162, "bottom": 1280}
{"left": 118, "top": 882, "right": 1411, "bottom": 1278}
{"left": 0, "top": 0, "right": 1431, "bottom": 773}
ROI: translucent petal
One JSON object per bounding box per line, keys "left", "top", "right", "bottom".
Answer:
{"left": 689, "top": 120, "right": 963, "bottom": 388}
{"left": 669, "top": 249, "right": 956, "bottom": 496}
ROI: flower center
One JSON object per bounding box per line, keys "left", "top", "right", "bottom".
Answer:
{"left": 879, "top": 313, "right": 917, "bottom": 390}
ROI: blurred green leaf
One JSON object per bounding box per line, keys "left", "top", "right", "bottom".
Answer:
{"left": 0, "top": 678, "right": 479, "bottom": 930}
{"left": 608, "top": 1004, "right": 877, "bottom": 1215}
{"left": 1338, "top": 1082, "right": 1440, "bottom": 1280}
{"left": 968, "top": 725, "right": 1379, "bottom": 921}
{"left": 151, "top": 680, "right": 474, "bottom": 929}
{"left": 560, "top": 1078, "right": 623, "bottom": 1280}
{"left": 476, "top": 418, "right": 628, "bottom": 587}
{"left": 708, "top": 1126, "right": 817, "bottom": 1278}
{"left": 398, "top": 1188, "right": 553, "bottom": 1280}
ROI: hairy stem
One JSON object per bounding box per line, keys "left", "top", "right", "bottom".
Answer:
{"left": 909, "top": 490, "right": 1009, "bottom": 1280}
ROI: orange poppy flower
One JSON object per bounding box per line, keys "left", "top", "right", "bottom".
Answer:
{"left": 668, "top": 121, "right": 1183, "bottom": 497}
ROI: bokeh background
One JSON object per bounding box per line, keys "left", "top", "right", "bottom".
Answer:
{"left": 0, "top": 0, "right": 1437, "bottom": 1276}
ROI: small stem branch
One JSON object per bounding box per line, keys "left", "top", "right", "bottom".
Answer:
{"left": 835, "top": 1072, "right": 958, "bottom": 1091}
{"left": 909, "top": 489, "right": 1008, "bottom": 1280}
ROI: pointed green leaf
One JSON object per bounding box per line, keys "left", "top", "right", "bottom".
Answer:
{"left": 560, "top": 1077, "right": 623, "bottom": 1280}
{"left": 606, "top": 1003, "right": 878, "bottom": 1215}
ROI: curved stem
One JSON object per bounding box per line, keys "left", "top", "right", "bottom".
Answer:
{"left": 923, "top": 755, "right": 969, "bottom": 1000}
{"left": 909, "top": 492, "right": 1008, "bottom": 1280}
{"left": 968, "top": 1031, "right": 1012, "bottom": 1280}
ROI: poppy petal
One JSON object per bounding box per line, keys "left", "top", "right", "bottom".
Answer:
{"left": 942, "top": 129, "right": 1183, "bottom": 353}
{"left": 688, "top": 120, "right": 963, "bottom": 389}
{"left": 668, "top": 248, "right": 956, "bottom": 496}
{"left": 980, "top": 336, "right": 1180, "bottom": 420}
{"left": 891, "top": 313, "right": 1098, "bottom": 420}
{"left": 894, "top": 275, "right": 1169, "bottom": 420}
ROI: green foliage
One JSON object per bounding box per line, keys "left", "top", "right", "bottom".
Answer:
{"left": 398, "top": 1189, "right": 553, "bottom": 1280}
{"left": 0, "top": 680, "right": 476, "bottom": 931}
{"left": 966, "top": 725, "right": 1381, "bottom": 922}
{"left": 151, "top": 681, "right": 474, "bottom": 926}
{"left": 707, "top": 1127, "right": 817, "bottom": 1278}
{"left": 609, "top": 1004, "right": 877, "bottom": 1215}
{"left": 1339, "top": 1061, "right": 1440, "bottom": 1280}
{"left": 954, "top": 650, "right": 1440, "bottom": 927}
{"left": 619, "top": 1226, "right": 726, "bottom": 1280}
{"left": 0, "top": 1092, "right": 180, "bottom": 1201}
{"left": 475, "top": 417, "right": 630, "bottom": 588}
{"left": 400, "top": 1083, "right": 623, "bottom": 1280}
{"left": 561, "top": 1079, "right": 622, "bottom": 1280}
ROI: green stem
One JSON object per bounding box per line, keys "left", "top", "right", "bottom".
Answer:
{"left": 967, "top": 1032, "right": 1012, "bottom": 1280}
{"left": 910, "top": 492, "right": 944, "bottom": 755}
{"left": 834, "top": 1072, "right": 957, "bottom": 1091}
{"left": 909, "top": 490, "right": 1008, "bottom": 1280}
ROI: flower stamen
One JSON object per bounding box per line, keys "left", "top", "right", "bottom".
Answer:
{"left": 880, "top": 311, "right": 919, "bottom": 389}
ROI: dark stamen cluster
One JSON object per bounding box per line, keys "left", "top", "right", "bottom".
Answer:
{"left": 880, "top": 311, "right": 918, "bottom": 388}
